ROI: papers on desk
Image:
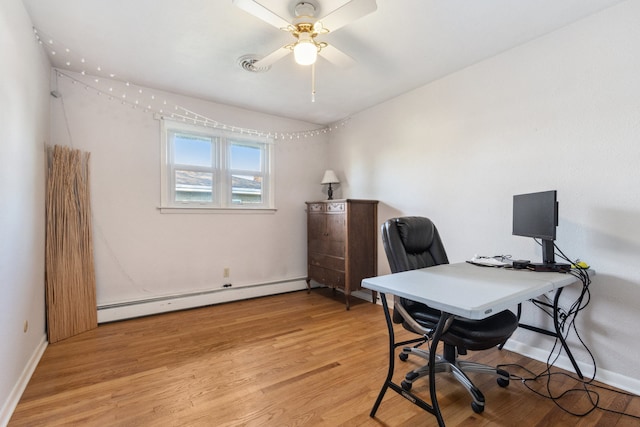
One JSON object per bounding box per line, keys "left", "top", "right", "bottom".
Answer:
{"left": 466, "top": 256, "right": 511, "bottom": 268}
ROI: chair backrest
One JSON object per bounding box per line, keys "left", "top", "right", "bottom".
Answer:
{"left": 381, "top": 217, "right": 449, "bottom": 273}
{"left": 381, "top": 217, "right": 450, "bottom": 325}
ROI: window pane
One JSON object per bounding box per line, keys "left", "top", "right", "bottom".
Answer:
{"left": 174, "top": 134, "right": 212, "bottom": 167}
{"left": 175, "top": 170, "right": 213, "bottom": 202}
{"left": 163, "top": 122, "right": 273, "bottom": 209}
{"left": 231, "top": 174, "right": 262, "bottom": 205}
{"left": 230, "top": 143, "right": 261, "bottom": 172}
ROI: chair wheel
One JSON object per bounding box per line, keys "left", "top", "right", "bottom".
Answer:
{"left": 496, "top": 369, "right": 510, "bottom": 388}
{"left": 405, "top": 371, "right": 420, "bottom": 381}
{"left": 401, "top": 380, "right": 412, "bottom": 391}
{"left": 471, "top": 401, "right": 484, "bottom": 413}
{"left": 497, "top": 377, "right": 509, "bottom": 388}
{"left": 399, "top": 352, "right": 409, "bottom": 361}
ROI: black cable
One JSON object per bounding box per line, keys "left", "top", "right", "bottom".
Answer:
{"left": 498, "top": 362, "right": 640, "bottom": 420}
{"left": 499, "top": 241, "right": 640, "bottom": 420}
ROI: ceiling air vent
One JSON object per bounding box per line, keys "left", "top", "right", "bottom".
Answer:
{"left": 237, "top": 55, "right": 270, "bottom": 73}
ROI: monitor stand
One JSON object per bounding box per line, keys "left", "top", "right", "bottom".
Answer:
{"left": 531, "top": 239, "right": 571, "bottom": 272}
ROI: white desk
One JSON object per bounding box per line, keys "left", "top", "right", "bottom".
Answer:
{"left": 362, "top": 262, "right": 585, "bottom": 426}
{"left": 363, "top": 262, "right": 578, "bottom": 319}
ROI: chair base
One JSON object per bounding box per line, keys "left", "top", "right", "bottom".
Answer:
{"left": 399, "top": 343, "right": 510, "bottom": 413}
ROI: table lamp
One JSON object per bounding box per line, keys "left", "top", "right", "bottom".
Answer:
{"left": 321, "top": 170, "right": 340, "bottom": 200}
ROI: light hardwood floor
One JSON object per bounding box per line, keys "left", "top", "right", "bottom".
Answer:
{"left": 10, "top": 289, "right": 640, "bottom": 426}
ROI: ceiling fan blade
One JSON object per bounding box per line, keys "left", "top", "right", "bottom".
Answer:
{"left": 232, "top": 0, "right": 291, "bottom": 29}
{"left": 317, "top": 0, "right": 377, "bottom": 32}
{"left": 254, "top": 47, "right": 291, "bottom": 68}
{"left": 320, "top": 44, "right": 356, "bottom": 68}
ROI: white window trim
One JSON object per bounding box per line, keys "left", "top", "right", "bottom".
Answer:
{"left": 160, "top": 119, "right": 275, "bottom": 212}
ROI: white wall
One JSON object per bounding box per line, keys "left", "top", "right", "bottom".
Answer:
{"left": 330, "top": 0, "right": 640, "bottom": 392}
{"left": 5, "top": 0, "right": 638, "bottom": 419}
{"left": 0, "top": 0, "right": 50, "bottom": 423}
{"left": 48, "top": 71, "right": 330, "bottom": 319}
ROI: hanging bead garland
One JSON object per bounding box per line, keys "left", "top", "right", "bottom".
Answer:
{"left": 36, "top": 27, "right": 349, "bottom": 140}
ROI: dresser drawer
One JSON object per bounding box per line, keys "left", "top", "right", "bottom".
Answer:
{"left": 308, "top": 265, "right": 345, "bottom": 289}
{"left": 308, "top": 202, "right": 324, "bottom": 213}
{"left": 324, "top": 268, "right": 345, "bottom": 289}
{"left": 308, "top": 265, "right": 327, "bottom": 284}
{"left": 309, "top": 253, "right": 345, "bottom": 272}
{"left": 326, "top": 202, "right": 345, "bottom": 212}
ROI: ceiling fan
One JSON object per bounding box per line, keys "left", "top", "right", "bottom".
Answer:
{"left": 233, "top": 0, "right": 377, "bottom": 68}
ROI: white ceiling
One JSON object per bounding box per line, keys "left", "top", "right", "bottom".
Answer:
{"left": 23, "top": 0, "right": 624, "bottom": 125}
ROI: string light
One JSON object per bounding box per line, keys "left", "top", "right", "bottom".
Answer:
{"left": 36, "top": 27, "right": 349, "bottom": 140}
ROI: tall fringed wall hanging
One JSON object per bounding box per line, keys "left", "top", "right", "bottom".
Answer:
{"left": 45, "top": 145, "right": 97, "bottom": 343}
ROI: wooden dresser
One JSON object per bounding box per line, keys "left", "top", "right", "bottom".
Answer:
{"left": 305, "top": 199, "right": 378, "bottom": 309}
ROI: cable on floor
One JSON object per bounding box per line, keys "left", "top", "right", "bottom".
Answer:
{"left": 499, "top": 242, "right": 639, "bottom": 421}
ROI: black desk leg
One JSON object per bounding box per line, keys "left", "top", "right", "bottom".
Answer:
{"left": 508, "top": 288, "right": 584, "bottom": 379}
{"left": 370, "top": 293, "right": 394, "bottom": 417}
{"left": 553, "top": 287, "right": 584, "bottom": 379}
{"left": 369, "top": 293, "right": 449, "bottom": 427}
{"left": 428, "top": 312, "right": 451, "bottom": 427}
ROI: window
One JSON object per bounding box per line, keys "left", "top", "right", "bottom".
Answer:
{"left": 161, "top": 121, "right": 274, "bottom": 210}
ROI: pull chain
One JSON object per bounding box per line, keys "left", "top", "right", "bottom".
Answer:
{"left": 311, "top": 63, "right": 316, "bottom": 103}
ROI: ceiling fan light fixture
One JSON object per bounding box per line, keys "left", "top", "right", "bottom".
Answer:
{"left": 293, "top": 31, "right": 318, "bottom": 65}
{"left": 294, "top": 40, "right": 317, "bottom": 65}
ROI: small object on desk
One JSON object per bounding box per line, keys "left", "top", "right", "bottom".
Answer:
{"left": 527, "top": 262, "right": 571, "bottom": 272}
{"left": 572, "top": 260, "right": 590, "bottom": 269}
{"left": 511, "top": 260, "right": 531, "bottom": 269}
{"left": 467, "top": 255, "right": 510, "bottom": 267}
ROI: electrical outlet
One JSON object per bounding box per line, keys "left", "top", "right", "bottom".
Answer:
{"left": 223, "top": 267, "right": 230, "bottom": 278}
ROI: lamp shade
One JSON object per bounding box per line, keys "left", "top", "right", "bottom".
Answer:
{"left": 321, "top": 169, "right": 340, "bottom": 184}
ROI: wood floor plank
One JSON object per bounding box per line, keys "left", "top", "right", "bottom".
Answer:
{"left": 9, "top": 289, "right": 640, "bottom": 426}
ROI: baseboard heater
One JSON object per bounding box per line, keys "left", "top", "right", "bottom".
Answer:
{"left": 97, "top": 277, "right": 308, "bottom": 323}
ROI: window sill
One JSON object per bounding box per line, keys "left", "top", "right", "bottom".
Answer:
{"left": 158, "top": 206, "right": 277, "bottom": 214}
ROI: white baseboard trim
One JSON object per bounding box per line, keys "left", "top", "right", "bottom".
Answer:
{"left": 503, "top": 339, "right": 640, "bottom": 395}
{"left": 0, "top": 334, "right": 48, "bottom": 427}
{"left": 351, "top": 289, "right": 376, "bottom": 303}
{"left": 97, "top": 278, "right": 308, "bottom": 323}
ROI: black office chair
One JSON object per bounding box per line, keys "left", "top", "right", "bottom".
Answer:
{"left": 381, "top": 216, "right": 518, "bottom": 413}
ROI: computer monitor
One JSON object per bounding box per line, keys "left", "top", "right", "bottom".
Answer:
{"left": 512, "top": 190, "right": 559, "bottom": 265}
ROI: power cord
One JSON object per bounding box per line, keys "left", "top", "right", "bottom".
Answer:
{"left": 499, "top": 241, "right": 640, "bottom": 421}
{"left": 498, "top": 361, "right": 640, "bottom": 420}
